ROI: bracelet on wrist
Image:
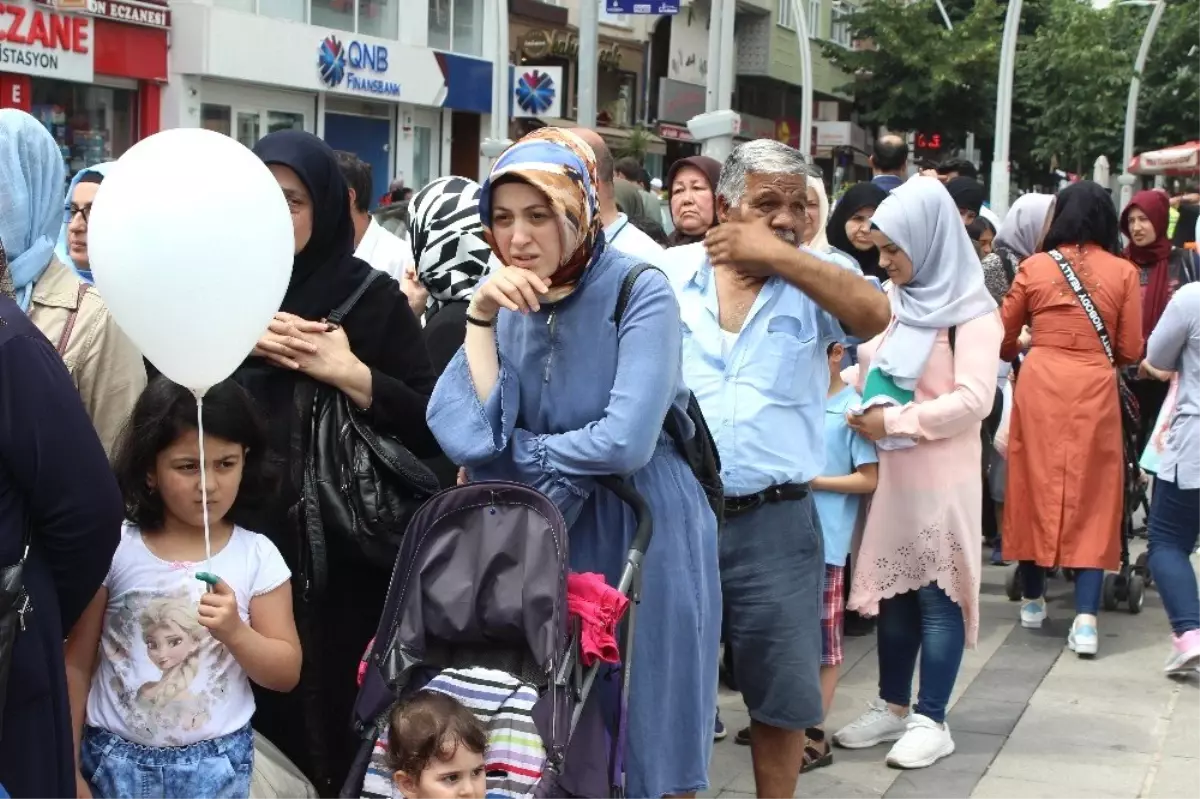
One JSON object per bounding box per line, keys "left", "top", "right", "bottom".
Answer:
{"left": 465, "top": 312, "right": 495, "bottom": 328}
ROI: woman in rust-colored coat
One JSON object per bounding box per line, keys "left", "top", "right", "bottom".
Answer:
{"left": 1000, "top": 181, "right": 1143, "bottom": 657}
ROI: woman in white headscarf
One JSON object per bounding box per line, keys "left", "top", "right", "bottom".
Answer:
{"left": 831, "top": 177, "right": 1001, "bottom": 770}
{"left": 980, "top": 193, "right": 1055, "bottom": 304}
{"left": 804, "top": 175, "right": 860, "bottom": 272}
{"left": 0, "top": 110, "right": 145, "bottom": 455}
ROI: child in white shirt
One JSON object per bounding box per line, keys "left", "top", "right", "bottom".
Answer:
{"left": 65, "top": 378, "right": 302, "bottom": 799}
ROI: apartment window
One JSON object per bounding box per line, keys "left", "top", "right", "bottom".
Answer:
{"left": 808, "top": 0, "right": 821, "bottom": 36}
{"left": 777, "top": 0, "right": 794, "bottom": 30}
{"left": 428, "top": 0, "right": 481, "bottom": 55}
{"left": 311, "top": 0, "right": 355, "bottom": 32}
{"left": 258, "top": 0, "right": 306, "bottom": 22}
{"left": 599, "top": 0, "right": 630, "bottom": 28}
{"left": 212, "top": 0, "right": 254, "bottom": 12}
{"left": 831, "top": 1, "right": 852, "bottom": 47}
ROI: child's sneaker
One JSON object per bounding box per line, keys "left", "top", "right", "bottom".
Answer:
{"left": 1164, "top": 629, "right": 1200, "bottom": 676}
{"left": 1020, "top": 596, "right": 1047, "bottom": 629}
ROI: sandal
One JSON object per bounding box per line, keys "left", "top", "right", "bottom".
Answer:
{"left": 801, "top": 727, "right": 833, "bottom": 773}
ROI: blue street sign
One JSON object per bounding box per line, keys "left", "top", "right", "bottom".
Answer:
{"left": 606, "top": 0, "right": 679, "bottom": 14}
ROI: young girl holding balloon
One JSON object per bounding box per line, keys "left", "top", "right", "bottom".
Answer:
{"left": 64, "top": 377, "right": 302, "bottom": 799}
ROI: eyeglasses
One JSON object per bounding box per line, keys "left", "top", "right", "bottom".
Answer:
{"left": 67, "top": 203, "right": 92, "bottom": 224}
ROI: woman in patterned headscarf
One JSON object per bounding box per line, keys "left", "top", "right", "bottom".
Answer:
{"left": 427, "top": 127, "right": 721, "bottom": 799}
{"left": 405, "top": 175, "right": 493, "bottom": 373}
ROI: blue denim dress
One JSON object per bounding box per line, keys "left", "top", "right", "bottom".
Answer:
{"left": 427, "top": 248, "right": 721, "bottom": 797}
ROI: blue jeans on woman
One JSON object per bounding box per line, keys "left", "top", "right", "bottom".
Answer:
{"left": 1018, "top": 562, "right": 1103, "bottom": 614}
{"left": 1147, "top": 477, "right": 1200, "bottom": 635}
{"left": 877, "top": 584, "right": 965, "bottom": 724}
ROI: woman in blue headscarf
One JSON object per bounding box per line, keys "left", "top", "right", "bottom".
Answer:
{"left": 427, "top": 128, "right": 721, "bottom": 798}
{"left": 0, "top": 110, "right": 145, "bottom": 455}
{"left": 55, "top": 161, "right": 116, "bottom": 284}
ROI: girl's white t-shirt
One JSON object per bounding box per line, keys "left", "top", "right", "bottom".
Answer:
{"left": 85, "top": 523, "right": 291, "bottom": 747}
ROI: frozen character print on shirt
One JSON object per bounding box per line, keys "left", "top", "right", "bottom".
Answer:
{"left": 103, "top": 584, "right": 235, "bottom": 745}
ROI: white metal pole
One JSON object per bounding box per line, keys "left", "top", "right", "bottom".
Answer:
{"left": 789, "top": 0, "right": 814, "bottom": 159}
{"left": 989, "top": 0, "right": 1021, "bottom": 218}
{"left": 1118, "top": 0, "right": 1166, "bottom": 213}
{"left": 933, "top": 0, "right": 954, "bottom": 31}
{"left": 481, "top": 0, "right": 513, "bottom": 162}
{"left": 577, "top": 0, "right": 600, "bottom": 127}
{"left": 717, "top": 0, "right": 736, "bottom": 106}
{"left": 704, "top": 0, "right": 724, "bottom": 113}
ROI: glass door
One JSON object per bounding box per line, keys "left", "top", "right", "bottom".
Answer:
{"left": 235, "top": 111, "right": 261, "bottom": 149}
{"left": 410, "top": 108, "right": 441, "bottom": 186}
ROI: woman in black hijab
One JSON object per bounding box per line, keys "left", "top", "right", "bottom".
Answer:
{"left": 237, "top": 130, "right": 439, "bottom": 796}
{"left": 827, "top": 182, "right": 889, "bottom": 283}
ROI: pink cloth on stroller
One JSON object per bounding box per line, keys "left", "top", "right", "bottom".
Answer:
{"left": 567, "top": 572, "right": 629, "bottom": 666}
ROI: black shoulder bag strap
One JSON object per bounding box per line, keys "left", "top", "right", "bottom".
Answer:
{"left": 1046, "top": 249, "right": 1115, "bottom": 365}
{"left": 613, "top": 262, "right": 661, "bottom": 326}
{"left": 298, "top": 269, "right": 386, "bottom": 598}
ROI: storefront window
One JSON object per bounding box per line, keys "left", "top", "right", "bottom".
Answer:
{"left": 267, "top": 111, "right": 306, "bottom": 135}
{"left": 357, "top": 0, "right": 397, "bottom": 37}
{"left": 201, "top": 104, "right": 232, "bottom": 136}
{"left": 237, "top": 112, "right": 261, "bottom": 149}
{"left": 428, "top": 0, "right": 451, "bottom": 50}
{"left": 412, "top": 126, "right": 433, "bottom": 190}
{"left": 201, "top": 105, "right": 307, "bottom": 145}
{"left": 311, "top": 0, "right": 354, "bottom": 33}
{"left": 31, "top": 81, "right": 136, "bottom": 176}
{"left": 259, "top": 0, "right": 306, "bottom": 22}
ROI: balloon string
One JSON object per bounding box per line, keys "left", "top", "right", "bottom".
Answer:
{"left": 195, "top": 392, "right": 212, "bottom": 575}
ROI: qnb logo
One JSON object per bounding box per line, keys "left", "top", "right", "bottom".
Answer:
{"left": 515, "top": 69, "right": 557, "bottom": 115}
{"left": 317, "top": 35, "right": 346, "bottom": 88}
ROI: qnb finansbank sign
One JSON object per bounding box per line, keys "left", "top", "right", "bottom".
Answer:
{"left": 317, "top": 35, "right": 401, "bottom": 99}
{"left": 0, "top": 0, "right": 94, "bottom": 83}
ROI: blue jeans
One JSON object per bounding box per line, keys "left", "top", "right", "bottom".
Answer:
{"left": 81, "top": 724, "right": 253, "bottom": 799}
{"left": 1147, "top": 478, "right": 1200, "bottom": 635}
{"left": 1018, "top": 562, "right": 1103, "bottom": 615}
{"left": 877, "top": 584, "right": 965, "bottom": 725}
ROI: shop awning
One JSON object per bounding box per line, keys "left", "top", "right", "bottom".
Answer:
{"left": 1128, "top": 141, "right": 1200, "bottom": 176}
{"left": 515, "top": 118, "right": 667, "bottom": 156}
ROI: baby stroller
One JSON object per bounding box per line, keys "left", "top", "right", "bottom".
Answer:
{"left": 340, "top": 477, "right": 652, "bottom": 799}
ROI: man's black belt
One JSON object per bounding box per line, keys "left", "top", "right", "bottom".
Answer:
{"left": 723, "top": 483, "right": 810, "bottom": 518}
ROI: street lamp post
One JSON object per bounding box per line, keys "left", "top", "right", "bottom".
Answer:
{"left": 1118, "top": 0, "right": 1166, "bottom": 213}
{"left": 989, "top": 0, "right": 1021, "bottom": 218}
{"left": 481, "top": 0, "right": 512, "bottom": 162}
{"left": 787, "top": 0, "right": 814, "bottom": 160}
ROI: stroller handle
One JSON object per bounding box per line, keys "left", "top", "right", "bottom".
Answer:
{"left": 597, "top": 475, "right": 653, "bottom": 558}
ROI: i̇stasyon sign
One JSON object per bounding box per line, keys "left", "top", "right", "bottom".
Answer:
{"left": 0, "top": 0, "right": 94, "bottom": 83}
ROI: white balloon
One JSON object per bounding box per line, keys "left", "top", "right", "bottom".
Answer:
{"left": 89, "top": 128, "right": 294, "bottom": 392}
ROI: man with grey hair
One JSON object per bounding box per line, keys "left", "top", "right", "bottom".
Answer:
{"left": 664, "top": 139, "right": 889, "bottom": 798}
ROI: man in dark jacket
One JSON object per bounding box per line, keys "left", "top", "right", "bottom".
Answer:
{"left": 0, "top": 283, "right": 123, "bottom": 797}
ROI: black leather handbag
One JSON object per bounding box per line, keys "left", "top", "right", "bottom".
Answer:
{"left": 301, "top": 272, "right": 439, "bottom": 591}
{"left": 0, "top": 518, "right": 32, "bottom": 738}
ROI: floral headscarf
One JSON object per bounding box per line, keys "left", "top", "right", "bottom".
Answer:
{"left": 479, "top": 127, "right": 602, "bottom": 288}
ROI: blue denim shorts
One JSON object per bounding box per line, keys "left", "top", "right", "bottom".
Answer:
{"left": 719, "top": 494, "right": 825, "bottom": 730}
{"left": 80, "top": 723, "right": 253, "bottom": 799}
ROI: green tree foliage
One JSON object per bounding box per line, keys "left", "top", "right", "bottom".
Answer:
{"left": 1136, "top": 0, "right": 1200, "bottom": 153}
{"left": 819, "top": 0, "right": 1005, "bottom": 149}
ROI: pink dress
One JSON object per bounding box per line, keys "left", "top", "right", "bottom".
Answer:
{"left": 847, "top": 312, "right": 1003, "bottom": 647}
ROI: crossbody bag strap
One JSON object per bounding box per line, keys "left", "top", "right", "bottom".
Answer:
{"left": 1047, "top": 248, "right": 1115, "bottom": 366}
{"left": 56, "top": 283, "right": 90, "bottom": 356}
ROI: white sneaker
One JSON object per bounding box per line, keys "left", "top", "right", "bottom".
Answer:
{"left": 885, "top": 713, "right": 956, "bottom": 769}
{"left": 1068, "top": 617, "right": 1099, "bottom": 657}
{"left": 832, "top": 699, "right": 909, "bottom": 749}
{"left": 1020, "top": 597, "right": 1047, "bottom": 629}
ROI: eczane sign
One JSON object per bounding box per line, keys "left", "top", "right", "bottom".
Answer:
{"left": 0, "top": 0, "right": 93, "bottom": 83}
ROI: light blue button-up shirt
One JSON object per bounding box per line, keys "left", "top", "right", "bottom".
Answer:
{"left": 662, "top": 243, "right": 856, "bottom": 495}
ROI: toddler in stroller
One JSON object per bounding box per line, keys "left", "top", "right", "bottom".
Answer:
{"left": 341, "top": 478, "right": 653, "bottom": 799}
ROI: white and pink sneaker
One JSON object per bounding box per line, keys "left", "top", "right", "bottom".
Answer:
{"left": 1164, "top": 629, "right": 1200, "bottom": 676}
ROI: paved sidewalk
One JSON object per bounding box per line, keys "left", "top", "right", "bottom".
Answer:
{"left": 706, "top": 543, "right": 1200, "bottom": 798}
